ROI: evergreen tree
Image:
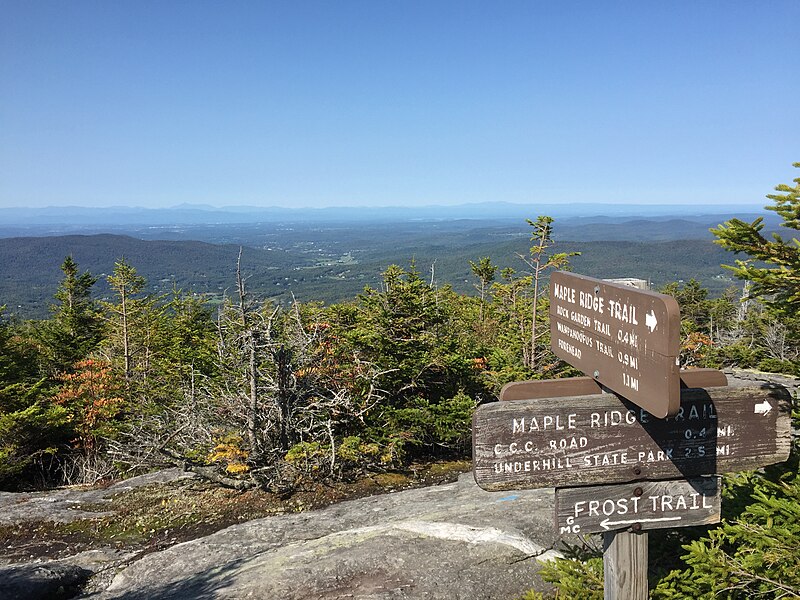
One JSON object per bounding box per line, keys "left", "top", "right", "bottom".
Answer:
{"left": 37, "top": 256, "right": 104, "bottom": 375}
{"left": 518, "top": 216, "right": 578, "bottom": 370}
{"left": 712, "top": 162, "right": 800, "bottom": 318}
{"left": 707, "top": 287, "right": 740, "bottom": 343}
{"left": 102, "top": 258, "right": 151, "bottom": 383}
{"left": 350, "top": 263, "right": 478, "bottom": 461}
{"left": 0, "top": 307, "right": 68, "bottom": 487}
{"left": 52, "top": 358, "right": 124, "bottom": 482}
{"left": 160, "top": 287, "right": 218, "bottom": 390}
{"left": 355, "top": 263, "right": 451, "bottom": 405}
{"left": 470, "top": 256, "right": 497, "bottom": 324}
{"left": 487, "top": 267, "right": 535, "bottom": 385}
{"left": 661, "top": 279, "right": 715, "bottom": 367}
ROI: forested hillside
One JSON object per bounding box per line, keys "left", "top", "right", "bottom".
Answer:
{"left": 0, "top": 225, "right": 739, "bottom": 319}
{"left": 0, "top": 234, "right": 311, "bottom": 317}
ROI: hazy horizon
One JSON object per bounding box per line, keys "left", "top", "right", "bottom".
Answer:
{"left": 0, "top": 199, "right": 767, "bottom": 216}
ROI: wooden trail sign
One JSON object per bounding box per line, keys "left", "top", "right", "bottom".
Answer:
{"left": 555, "top": 477, "right": 721, "bottom": 535}
{"left": 472, "top": 385, "right": 792, "bottom": 491}
{"left": 549, "top": 271, "right": 681, "bottom": 418}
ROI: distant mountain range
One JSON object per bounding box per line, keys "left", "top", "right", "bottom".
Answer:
{"left": 0, "top": 201, "right": 768, "bottom": 233}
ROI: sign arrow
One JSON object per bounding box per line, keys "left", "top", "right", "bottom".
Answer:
{"left": 600, "top": 516, "right": 682, "bottom": 531}
{"left": 754, "top": 400, "right": 773, "bottom": 416}
{"left": 645, "top": 309, "right": 658, "bottom": 333}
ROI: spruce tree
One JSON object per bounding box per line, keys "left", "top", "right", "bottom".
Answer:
{"left": 0, "top": 307, "right": 68, "bottom": 487}
{"left": 103, "top": 258, "right": 148, "bottom": 382}
{"left": 37, "top": 256, "right": 104, "bottom": 375}
{"left": 712, "top": 162, "right": 800, "bottom": 318}
{"left": 470, "top": 256, "right": 497, "bottom": 324}
{"left": 519, "top": 216, "right": 578, "bottom": 370}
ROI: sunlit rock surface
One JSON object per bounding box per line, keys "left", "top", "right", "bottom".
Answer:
{"left": 89, "top": 473, "right": 557, "bottom": 599}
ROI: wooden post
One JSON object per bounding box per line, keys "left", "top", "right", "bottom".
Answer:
{"left": 603, "top": 530, "right": 648, "bottom": 600}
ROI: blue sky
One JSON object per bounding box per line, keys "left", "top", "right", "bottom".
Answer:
{"left": 1, "top": 1, "right": 798, "bottom": 209}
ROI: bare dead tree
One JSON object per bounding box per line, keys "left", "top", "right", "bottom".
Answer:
{"left": 235, "top": 247, "right": 260, "bottom": 454}
{"left": 110, "top": 253, "right": 386, "bottom": 492}
{"left": 763, "top": 319, "right": 799, "bottom": 362}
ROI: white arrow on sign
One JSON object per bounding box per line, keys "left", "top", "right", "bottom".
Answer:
{"left": 645, "top": 310, "right": 658, "bottom": 333}
{"left": 754, "top": 400, "right": 773, "bottom": 416}
{"left": 600, "top": 516, "right": 682, "bottom": 531}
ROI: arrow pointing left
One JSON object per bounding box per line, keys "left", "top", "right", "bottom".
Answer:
{"left": 600, "top": 516, "right": 682, "bottom": 531}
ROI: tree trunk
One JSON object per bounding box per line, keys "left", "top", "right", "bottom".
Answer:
{"left": 236, "top": 248, "right": 260, "bottom": 454}
{"left": 275, "top": 345, "right": 291, "bottom": 453}
{"left": 247, "top": 329, "right": 259, "bottom": 453}
{"left": 120, "top": 286, "right": 131, "bottom": 380}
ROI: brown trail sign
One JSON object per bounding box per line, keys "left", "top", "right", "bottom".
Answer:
{"left": 549, "top": 271, "right": 681, "bottom": 418}
{"left": 555, "top": 477, "right": 721, "bottom": 535}
{"left": 475, "top": 270, "right": 793, "bottom": 600}
{"left": 472, "top": 385, "right": 792, "bottom": 492}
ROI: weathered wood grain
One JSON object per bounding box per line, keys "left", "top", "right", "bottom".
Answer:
{"left": 555, "top": 477, "right": 721, "bottom": 534}
{"left": 473, "top": 385, "right": 792, "bottom": 491}
{"left": 604, "top": 530, "right": 648, "bottom": 600}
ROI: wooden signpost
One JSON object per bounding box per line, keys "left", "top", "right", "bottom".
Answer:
{"left": 472, "top": 271, "right": 794, "bottom": 600}
{"left": 473, "top": 386, "right": 792, "bottom": 491}
{"left": 549, "top": 271, "right": 681, "bottom": 418}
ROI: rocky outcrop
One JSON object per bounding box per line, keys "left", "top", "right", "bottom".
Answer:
{"left": 0, "top": 470, "right": 195, "bottom": 598}
{"left": 84, "top": 473, "right": 558, "bottom": 599}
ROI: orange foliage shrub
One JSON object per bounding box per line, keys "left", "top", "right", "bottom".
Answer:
{"left": 53, "top": 359, "right": 124, "bottom": 450}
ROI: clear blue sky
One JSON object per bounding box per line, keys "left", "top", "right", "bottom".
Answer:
{"left": 1, "top": 1, "right": 798, "bottom": 209}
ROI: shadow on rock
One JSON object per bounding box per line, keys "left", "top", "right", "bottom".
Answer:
{"left": 88, "top": 559, "right": 249, "bottom": 600}
{"left": 0, "top": 563, "right": 92, "bottom": 600}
